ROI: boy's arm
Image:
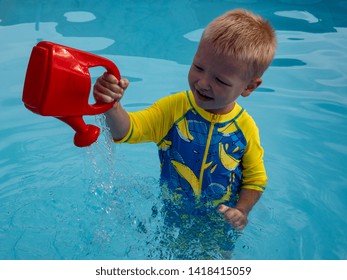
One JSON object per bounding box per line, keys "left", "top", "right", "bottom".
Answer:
{"left": 93, "top": 73, "right": 130, "bottom": 140}
{"left": 218, "top": 120, "right": 266, "bottom": 230}
{"left": 105, "top": 104, "right": 130, "bottom": 140}
{"left": 218, "top": 189, "right": 262, "bottom": 230}
{"left": 219, "top": 115, "right": 267, "bottom": 230}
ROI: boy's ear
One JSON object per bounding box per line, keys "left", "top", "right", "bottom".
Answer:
{"left": 241, "top": 78, "right": 262, "bottom": 97}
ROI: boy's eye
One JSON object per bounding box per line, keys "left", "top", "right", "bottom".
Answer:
{"left": 194, "top": 64, "right": 203, "bottom": 71}
{"left": 216, "top": 77, "right": 231, "bottom": 86}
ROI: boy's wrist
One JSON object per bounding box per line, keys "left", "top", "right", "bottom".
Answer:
{"left": 234, "top": 206, "right": 250, "bottom": 217}
{"left": 105, "top": 101, "right": 120, "bottom": 114}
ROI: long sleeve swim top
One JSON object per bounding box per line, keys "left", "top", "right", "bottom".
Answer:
{"left": 116, "top": 90, "right": 267, "bottom": 207}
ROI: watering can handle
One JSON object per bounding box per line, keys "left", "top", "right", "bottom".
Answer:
{"left": 66, "top": 51, "right": 122, "bottom": 147}
{"left": 78, "top": 52, "right": 122, "bottom": 115}
{"left": 60, "top": 45, "right": 122, "bottom": 147}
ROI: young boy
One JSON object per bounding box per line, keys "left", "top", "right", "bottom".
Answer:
{"left": 94, "top": 9, "right": 276, "bottom": 237}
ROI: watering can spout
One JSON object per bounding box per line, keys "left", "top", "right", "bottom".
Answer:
{"left": 22, "top": 41, "right": 121, "bottom": 147}
{"left": 56, "top": 116, "right": 100, "bottom": 147}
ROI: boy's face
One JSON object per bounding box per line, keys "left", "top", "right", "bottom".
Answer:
{"left": 188, "top": 39, "right": 261, "bottom": 115}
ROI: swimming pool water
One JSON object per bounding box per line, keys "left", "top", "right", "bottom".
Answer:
{"left": 1, "top": 0, "right": 347, "bottom": 260}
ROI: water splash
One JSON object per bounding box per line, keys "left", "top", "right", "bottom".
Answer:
{"left": 77, "top": 115, "right": 243, "bottom": 259}
{"left": 79, "top": 114, "right": 165, "bottom": 259}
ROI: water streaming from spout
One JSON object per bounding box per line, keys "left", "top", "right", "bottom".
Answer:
{"left": 86, "top": 114, "right": 116, "bottom": 214}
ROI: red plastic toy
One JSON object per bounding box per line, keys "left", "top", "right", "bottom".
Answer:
{"left": 22, "top": 41, "right": 121, "bottom": 147}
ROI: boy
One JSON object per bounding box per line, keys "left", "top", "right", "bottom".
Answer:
{"left": 94, "top": 9, "right": 276, "bottom": 237}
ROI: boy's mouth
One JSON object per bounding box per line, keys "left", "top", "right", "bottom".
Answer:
{"left": 196, "top": 89, "right": 214, "bottom": 101}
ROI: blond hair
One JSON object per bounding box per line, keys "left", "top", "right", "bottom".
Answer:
{"left": 202, "top": 9, "right": 277, "bottom": 79}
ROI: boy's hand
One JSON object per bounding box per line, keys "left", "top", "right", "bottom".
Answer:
{"left": 218, "top": 204, "right": 248, "bottom": 230}
{"left": 93, "top": 72, "right": 129, "bottom": 106}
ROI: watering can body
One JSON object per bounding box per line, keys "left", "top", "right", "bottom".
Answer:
{"left": 22, "top": 41, "right": 120, "bottom": 147}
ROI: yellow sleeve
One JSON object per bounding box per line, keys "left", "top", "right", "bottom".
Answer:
{"left": 115, "top": 91, "right": 188, "bottom": 144}
{"left": 238, "top": 114, "right": 268, "bottom": 192}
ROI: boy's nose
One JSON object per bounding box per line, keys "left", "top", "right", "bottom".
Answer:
{"left": 197, "top": 77, "right": 211, "bottom": 91}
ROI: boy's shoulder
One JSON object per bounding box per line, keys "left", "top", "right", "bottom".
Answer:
{"left": 154, "top": 90, "right": 190, "bottom": 109}
{"left": 151, "top": 91, "right": 192, "bottom": 121}
{"left": 156, "top": 90, "right": 187, "bottom": 101}
{"left": 234, "top": 106, "right": 260, "bottom": 138}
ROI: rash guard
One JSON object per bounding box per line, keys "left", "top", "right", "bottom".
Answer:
{"left": 116, "top": 90, "right": 267, "bottom": 209}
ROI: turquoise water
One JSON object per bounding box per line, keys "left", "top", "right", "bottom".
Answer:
{"left": 1, "top": 0, "right": 347, "bottom": 259}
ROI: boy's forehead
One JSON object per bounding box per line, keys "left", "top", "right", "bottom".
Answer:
{"left": 194, "top": 40, "right": 248, "bottom": 78}
{"left": 195, "top": 39, "right": 231, "bottom": 61}
{"left": 195, "top": 40, "right": 216, "bottom": 60}
{"left": 195, "top": 40, "right": 245, "bottom": 72}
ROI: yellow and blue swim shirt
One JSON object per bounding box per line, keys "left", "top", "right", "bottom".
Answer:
{"left": 116, "top": 90, "right": 267, "bottom": 209}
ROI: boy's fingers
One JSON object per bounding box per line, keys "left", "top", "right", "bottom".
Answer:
{"left": 218, "top": 205, "right": 247, "bottom": 229}
{"left": 119, "top": 78, "right": 129, "bottom": 89}
{"left": 93, "top": 74, "right": 128, "bottom": 104}
{"left": 218, "top": 204, "right": 229, "bottom": 213}
{"left": 100, "top": 74, "right": 129, "bottom": 92}
{"left": 102, "top": 72, "right": 119, "bottom": 83}
{"left": 218, "top": 205, "right": 238, "bottom": 221}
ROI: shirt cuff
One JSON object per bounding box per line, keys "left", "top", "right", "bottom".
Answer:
{"left": 241, "top": 184, "right": 266, "bottom": 192}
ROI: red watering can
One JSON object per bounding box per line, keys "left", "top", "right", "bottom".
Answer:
{"left": 22, "top": 41, "right": 120, "bottom": 147}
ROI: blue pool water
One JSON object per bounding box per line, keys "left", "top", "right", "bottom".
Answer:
{"left": 1, "top": 0, "right": 347, "bottom": 260}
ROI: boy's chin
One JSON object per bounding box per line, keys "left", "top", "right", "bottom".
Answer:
{"left": 196, "top": 102, "right": 219, "bottom": 114}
